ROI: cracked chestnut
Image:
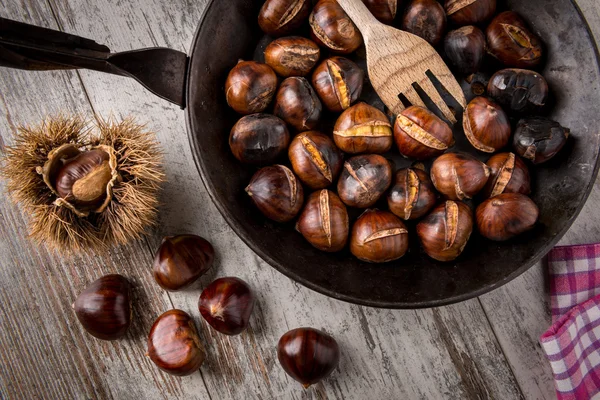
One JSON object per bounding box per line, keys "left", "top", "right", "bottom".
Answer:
{"left": 487, "top": 69, "right": 548, "bottom": 114}
{"left": 258, "top": 0, "right": 312, "bottom": 37}
{"left": 312, "top": 57, "right": 364, "bottom": 112}
{"left": 274, "top": 77, "right": 322, "bottom": 132}
{"left": 265, "top": 37, "right": 321, "bottom": 77}
{"left": 362, "top": 0, "right": 398, "bottom": 24}
{"left": 476, "top": 193, "right": 539, "bottom": 241}
{"left": 486, "top": 11, "right": 543, "bottom": 69}
{"left": 482, "top": 152, "right": 530, "bottom": 198}
{"left": 401, "top": 0, "right": 447, "bottom": 46}
{"left": 246, "top": 165, "right": 304, "bottom": 222}
{"left": 309, "top": 0, "right": 363, "bottom": 54}
{"left": 288, "top": 131, "right": 343, "bottom": 189}
{"left": 513, "top": 117, "right": 570, "bottom": 165}
{"left": 463, "top": 96, "right": 511, "bottom": 153}
{"left": 431, "top": 152, "right": 491, "bottom": 200}
{"left": 417, "top": 200, "right": 473, "bottom": 262}
{"left": 333, "top": 102, "right": 393, "bottom": 154}
{"left": 350, "top": 209, "right": 409, "bottom": 263}
{"left": 225, "top": 61, "right": 278, "bottom": 115}
{"left": 229, "top": 114, "right": 290, "bottom": 165}
{"left": 387, "top": 166, "right": 437, "bottom": 220}
{"left": 337, "top": 154, "right": 392, "bottom": 208}
{"left": 444, "top": 0, "right": 496, "bottom": 26}
{"left": 444, "top": 26, "right": 486, "bottom": 75}
{"left": 394, "top": 106, "right": 454, "bottom": 160}
{"left": 199, "top": 277, "right": 255, "bottom": 336}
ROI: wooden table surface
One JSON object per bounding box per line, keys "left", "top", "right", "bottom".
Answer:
{"left": 0, "top": 1, "right": 599, "bottom": 399}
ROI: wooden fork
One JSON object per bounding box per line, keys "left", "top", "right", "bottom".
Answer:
{"left": 337, "top": 0, "right": 467, "bottom": 124}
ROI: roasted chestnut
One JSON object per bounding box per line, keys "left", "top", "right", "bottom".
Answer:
{"left": 444, "top": 0, "right": 496, "bottom": 26}
{"left": 229, "top": 114, "right": 290, "bottom": 165}
{"left": 246, "top": 165, "right": 304, "bottom": 222}
{"left": 265, "top": 37, "right": 321, "bottom": 77}
{"left": 444, "top": 26, "right": 485, "bottom": 75}
{"left": 350, "top": 209, "right": 409, "bottom": 263}
{"left": 73, "top": 274, "right": 131, "bottom": 340}
{"left": 394, "top": 106, "right": 454, "bottom": 160}
{"left": 362, "top": 0, "right": 398, "bottom": 24}
{"left": 417, "top": 200, "right": 473, "bottom": 262}
{"left": 199, "top": 277, "right": 255, "bottom": 335}
{"left": 309, "top": 0, "right": 363, "bottom": 54}
{"left": 486, "top": 11, "right": 543, "bottom": 69}
{"left": 333, "top": 102, "right": 393, "bottom": 154}
{"left": 462, "top": 96, "right": 511, "bottom": 153}
{"left": 153, "top": 235, "right": 215, "bottom": 291}
{"left": 274, "top": 77, "right": 322, "bottom": 132}
{"left": 431, "top": 152, "right": 491, "bottom": 200}
{"left": 487, "top": 69, "right": 548, "bottom": 114}
{"left": 288, "top": 131, "right": 343, "bottom": 189}
{"left": 258, "top": 0, "right": 312, "bottom": 37}
{"left": 476, "top": 193, "right": 539, "bottom": 241}
{"left": 225, "top": 61, "right": 278, "bottom": 115}
{"left": 387, "top": 166, "right": 437, "bottom": 220}
{"left": 147, "top": 309, "right": 206, "bottom": 376}
{"left": 482, "top": 152, "right": 530, "bottom": 198}
{"left": 401, "top": 0, "right": 447, "bottom": 46}
{"left": 278, "top": 327, "right": 340, "bottom": 388}
{"left": 337, "top": 154, "right": 392, "bottom": 208}
{"left": 513, "top": 117, "right": 570, "bottom": 164}
{"left": 312, "top": 57, "right": 364, "bottom": 112}
{"left": 466, "top": 71, "right": 489, "bottom": 96}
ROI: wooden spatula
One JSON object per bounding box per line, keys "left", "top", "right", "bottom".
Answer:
{"left": 337, "top": 0, "right": 467, "bottom": 124}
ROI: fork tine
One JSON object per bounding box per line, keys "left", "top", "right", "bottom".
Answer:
{"left": 388, "top": 98, "right": 406, "bottom": 115}
{"left": 401, "top": 86, "right": 427, "bottom": 109}
{"left": 418, "top": 77, "right": 457, "bottom": 124}
{"left": 430, "top": 70, "right": 467, "bottom": 109}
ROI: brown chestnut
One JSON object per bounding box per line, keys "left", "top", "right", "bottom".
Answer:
{"left": 333, "top": 102, "right": 393, "bottom": 154}
{"left": 487, "top": 69, "right": 548, "bottom": 114}
{"left": 476, "top": 193, "right": 539, "bottom": 241}
{"left": 288, "top": 131, "right": 343, "bottom": 189}
{"left": 229, "top": 114, "right": 290, "bottom": 165}
{"left": 296, "top": 189, "right": 349, "bottom": 252}
{"left": 199, "top": 277, "right": 255, "bottom": 336}
{"left": 265, "top": 37, "right": 321, "bottom": 77}
{"left": 258, "top": 0, "right": 312, "bottom": 37}
{"left": 394, "top": 106, "right": 454, "bottom": 160}
{"left": 147, "top": 309, "right": 206, "bottom": 376}
{"left": 482, "top": 152, "right": 530, "bottom": 198}
{"left": 246, "top": 165, "right": 304, "bottom": 222}
{"left": 462, "top": 96, "right": 511, "bottom": 153}
{"left": 387, "top": 166, "right": 437, "bottom": 220}
{"left": 73, "top": 274, "right": 131, "bottom": 340}
{"left": 486, "top": 11, "right": 543, "bottom": 69}
{"left": 350, "top": 209, "right": 409, "bottom": 263}
{"left": 402, "top": 0, "right": 447, "bottom": 46}
{"left": 417, "top": 200, "right": 473, "bottom": 262}
{"left": 444, "top": 26, "right": 486, "bottom": 75}
{"left": 362, "top": 0, "right": 398, "bottom": 24}
{"left": 513, "top": 117, "right": 570, "bottom": 165}
{"left": 309, "top": 0, "right": 363, "bottom": 54}
{"left": 444, "top": 0, "right": 496, "bottom": 26}
{"left": 153, "top": 235, "right": 215, "bottom": 291}
{"left": 274, "top": 77, "right": 322, "bottom": 132}
{"left": 312, "top": 57, "right": 364, "bottom": 112}
{"left": 431, "top": 152, "right": 491, "bottom": 200}
{"left": 337, "top": 154, "right": 392, "bottom": 208}
{"left": 225, "top": 61, "right": 278, "bottom": 115}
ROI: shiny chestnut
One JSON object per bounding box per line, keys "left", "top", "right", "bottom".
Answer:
{"left": 482, "top": 152, "right": 530, "bottom": 198}
{"left": 229, "top": 114, "right": 290, "bottom": 165}
{"left": 401, "top": 0, "right": 447, "bottom": 46}
{"left": 431, "top": 152, "right": 491, "bottom": 200}
{"left": 444, "top": 26, "right": 486, "bottom": 75}
{"left": 513, "top": 117, "right": 570, "bottom": 165}
{"left": 274, "top": 77, "right": 322, "bottom": 132}
{"left": 387, "top": 166, "right": 437, "bottom": 220}
{"left": 486, "top": 11, "right": 543, "bottom": 69}
{"left": 394, "top": 106, "right": 454, "bottom": 160}
{"left": 309, "top": 0, "right": 363, "bottom": 54}
{"left": 444, "top": 0, "right": 496, "bottom": 26}
{"left": 312, "top": 57, "right": 364, "bottom": 112}
{"left": 333, "top": 102, "right": 393, "bottom": 154}
{"left": 246, "top": 165, "right": 304, "bottom": 222}
{"left": 350, "top": 210, "right": 409, "bottom": 263}
{"left": 337, "top": 154, "right": 392, "bottom": 208}
{"left": 362, "top": 0, "right": 398, "bottom": 24}
{"left": 476, "top": 193, "right": 539, "bottom": 241}
{"left": 258, "top": 0, "right": 312, "bottom": 37}
{"left": 463, "top": 96, "right": 511, "bottom": 153}
{"left": 487, "top": 69, "right": 548, "bottom": 114}
{"left": 199, "top": 277, "right": 255, "bottom": 335}
{"left": 288, "top": 131, "right": 343, "bottom": 189}
{"left": 265, "top": 37, "right": 321, "bottom": 77}
{"left": 225, "top": 61, "right": 278, "bottom": 115}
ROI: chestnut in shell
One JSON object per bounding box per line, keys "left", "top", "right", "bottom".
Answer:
{"left": 387, "top": 166, "right": 437, "bottom": 220}
{"left": 258, "top": 0, "right": 312, "bottom": 37}
{"left": 288, "top": 131, "right": 343, "bottom": 190}
{"left": 513, "top": 117, "right": 570, "bottom": 165}
{"left": 309, "top": 0, "right": 363, "bottom": 54}
{"left": 401, "top": 0, "right": 447, "bottom": 46}
{"left": 487, "top": 69, "right": 548, "bottom": 114}
{"left": 444, "top": 0, "right": 496, "bottom": 26}
{"left": 486, "top": 11, "right": 543, "bottom": 69}
{"left": 431, "top": 152, "right": 491, "bottom": 200}
{"left": 444, "top": 26, "right": 486, "bottom": 75}
{"left": 229, "top": 114, "right": 290, "bottom": 165}
{"left": 350, "top": 210, "right": 409, "bottom": 263}
{"left": 265, "top": 37, "right": 321, "bottom": 77}
{"left": 333, "top": 102, "right": 393, "bottom": 154}
{"left": 394, "top": 106, "right": 454, "bottom": 160}
{"left": 476, "top": 193, "right": 539, "bottom": 241}
{"left": 337, "top": 154, "right": 392, "bottom": 209}
{"left": 274, "top": 77, "right": 322, "bottom": 132}
{"left": 225, "top": 61, "right": 277, "bottom": 115}
{"left": 199, "top": 277, "right": 255, "bottom": 335}
{"left": 362, "top": 0, "right": 398, "bottom": 24}
{"left": 482, "top": 152, "right": 530, "bottom": 198}
{"left": 312, "top": 57, "right": 364, "bottom": 112}
{"left": 463, "top": 96, "right": 511, "bottom": 153}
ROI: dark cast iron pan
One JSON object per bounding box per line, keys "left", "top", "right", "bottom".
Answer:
{"left": 1, "top": 0, "right": 600, "bottom": 308}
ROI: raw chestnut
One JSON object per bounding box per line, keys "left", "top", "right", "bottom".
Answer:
{"left": 274, "top": 77, "right": 322, "bottom": 132}
{"left": 278, "top": 327, "right": 340, "bottom": 388}
{"left": 333, "top": 102, "right": 393, "bottom": 154}
{"left": 417, "top": 200, "right": 473, "bottom": 262}
{"left": 73, "top": 274, "right": 131, "bottom": 340}
{"left": 401, "top": 0, "right": 447, "bottom": 46}
{"left": 153, "top": 235, "right": 215, "bottom": 291}
{"left": 225, "top": 61, "right": 278, "bottom": 115}
{"left": 462, "top": 96, "right": 511, "bottom": 153}
{"left": 431, "top": 152, "right": 491, "bottom": 200}
{"left": 309, "top": 0, "right": 363, "bottom": 54}
{"left": 482, "top": 152, "right": 530, "bottom": 198}
{"left": 147, "top": 309, "right": 206, "bottom": 376}
{"left": 337, "top": 154, "right": 392, "bottom": 208}
{"left": 362, "top": 0, "right": 398, "bottom": 24}
{"left": 296, "top": 189, "right": 349, "bottom": 252}
{"left": 258, "top": 0, "right": 312, "bottom": 37}
{"left": 444, "top": 0, "right": 496, "bottom": 26}
{"left": 229, "top": 114, "right": 290, "bottom": 165}
{"left": 199, "top": 277, "right": 255, "bottom": 335}
{"left": 486, "top": 11, "right": 543, "bottom": 69}
{"left": 513, "top": 117, "right": 570, "bottom": 165}
{"left": 387, "top": 166, "right": 437, "bottom": 220}
{"left": 444, "top": 26, "right": 486, "bottom": 75}
{"left": 246, "top": 165, "right": 304, "bottom": 222}
{"left": 350, "top": 209, "right": 409, "bottom": 263}
{"left": 476, "top": 193, "right": 539, "bottom": 241}
{"left": 487, "top": 69, "right": 548, "bottom": 114}
{"left": 288, "top": 131, "right": 343, "bottom": 189}
{"left": 394, "top": 106, "right": 454, "bottom": 160}
{"left": 312, "top": 57, "right": 364, "bottom": 112}
{"left": 265, "top": 37, "right": 321, "bottom": 77}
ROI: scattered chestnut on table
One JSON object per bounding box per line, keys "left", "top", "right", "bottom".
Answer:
{"left": 487, "top": 68, "right": 548, "bottom": 114}
{"left": 476, "top": 193, "right": 539, "bottom": 241}
{"left": 229, "top": 114, "right": 290, "bottom": 165}
{"left": 265, "top": 37, "right": 321, "bottom": 77}
{"left": 274, "top": 77, "right": 322, "bottom": 132}
{"left": 361, "top": 0, "right": 398, "bottom": 24}
{"left": 444, "top": 26, "right": 486, "bottom": 75}
{"left": 486, "top": 11, "right": 543, "bottom": 69}
{"left": 402, "top": 0, "right": 447, "bottom": 46}
{"left": 444, "top": 0, "right": 496, "bottom": 26}
{"left": 394, "top": 106, "right": 454, "bottom": 160}
{"left": 482, "top": 152, "right": 530, "bottom": 198}
{"left": 463, "top": 96, "right": 511, "bottom": 153}
{"left": 199, "top": 277, "right": 255, "bottom": 336}
{"left": 431, "top": 152, "right": 491, "bottom": 200}
{"left": 387, "top": 166, "right": 437, "bottom": 220}
{"left": 333, "top": 102, "right": 393, "bottom": 154}
{"left": 288, "top": 130, "right": 343, "bottom": 189}
{"left": 309, "top": 0, "right": 363, "bottom": 54}
{"left": 225, "top": 61, "right": 278, "bottom": 115}
{"left": 513, "top": 117, "right": 570, "bottom": 165}
{"left": 337, "top": 154, "right": 392, "bottom": 208}
{"left": 258, "top": 0, "right": 312, "bottom": 37}
{"left": 312, "top": 57, "right": 364, "bottom": 112}
{"left": 350, "top": 209, "right": 409, "bottom": 263}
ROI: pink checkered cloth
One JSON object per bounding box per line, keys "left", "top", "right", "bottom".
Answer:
{"left": 540, "top": 244, "right": 600, "bottom": 399}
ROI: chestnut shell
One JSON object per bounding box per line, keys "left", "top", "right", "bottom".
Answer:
{"left": 312, "top": 57, "right": 364, "bottom": 112}
{"left": 246, "top": 165, "right": 304, "bottom": 222}
{"left": 486, "top": 11, "right": 543, "bottom": 69}
{"left": 337, "top": 154, "right": 393, "bottom": 208}
{"left": 482, "top": 152, "right": 530, "bottom": 198}
{"left": 229, "top": 114, "right": 290, "bottom": 165}
{"left": 394, "top": 106, "right": 454, "bottom": 160}
{"left": 402, "top": 0, "right": 447, "bottom": 46}
{"left": 333, "top": 102, "right": 393, "bottom": 154}
{"left": 264, "top": 36, "right": 321, "bottom": 77}
{"left": 476, "top": 193, "right": 539, "bottom": 241}
{"left": 513, "top": 117, "right": 570, "bottom": 165}
{"left": 350, "top": 209, "right": 409, "bottom": 263}
{"left": 487, "top": 68, "right": 548, "bottom": 114}
{"left": 225, "top": 61, "right": 278, "bottom": 115}
{"left": 309, "top": 0, "right": 363, "bottom": 54}
{"left": 362, "top": 0, "right": 398, "bottom": 24}
{"left": 274, "top": 77, "right": 323, "bottom": 132}
{"left": 387, "top": 167, "right": 437, "bottom": 220}
{"left": 444, "top": 26, "right": 486, "bottom": 75}
{"left": 444, "top": 0, "right": 496, "bottom": 26}
{"left": 199, "top": 277, "right": 255, "bottom": 335}
{"left": 430, "top": 152, "right": 491, "bottom": 200}
{"left": 258, "top": 0, "right": 312, "bottom": 37}
{"left": 462, "top": 96, "right": 511, "bottom": 153}
{"left": 288, "top": 130, "right": 343, "bottom": 189}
